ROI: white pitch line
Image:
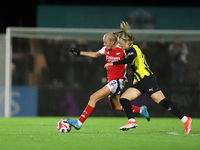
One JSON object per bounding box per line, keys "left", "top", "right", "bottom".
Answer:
{"left": 167, "top": 131, "right": 200, "bottom": 136}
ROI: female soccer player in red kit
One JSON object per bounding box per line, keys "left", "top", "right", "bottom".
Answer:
{"left": 105, "top": 21, "right": 192, "bottom": 134}
{"left": 67, "top": 32, "right": 150, "bottom": 130}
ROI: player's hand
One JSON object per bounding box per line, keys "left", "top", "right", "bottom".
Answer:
{"left": 104, "top": 63, "right": 113, "bottom": 70}
{"left": 133, "top": 78, "right": 137, "bottom": 85}
{"left": 69, "top": 47, "right": 80, "bottom": 55}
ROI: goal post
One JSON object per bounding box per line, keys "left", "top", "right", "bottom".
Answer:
{"left": 5, "top": 28, "right": 12, "bottom": 118}
{"left": 4, "top": 27, "right": 200, "bottom": 117}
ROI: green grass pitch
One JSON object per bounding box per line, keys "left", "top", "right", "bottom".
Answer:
{"left": 0, "top": 117, "right": 199, "bottom": 150}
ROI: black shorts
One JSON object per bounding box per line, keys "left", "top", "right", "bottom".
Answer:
{"left": 130, "top": 74, "right": 160, "bottom": 96}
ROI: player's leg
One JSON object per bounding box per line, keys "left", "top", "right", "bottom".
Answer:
{"left": 150, "top": 90, "right": 185, "bottom": 120}
{"left": 109, "top": 95, "right": 139, "bottom": 112}
{"left": 108, "top": 79, "right": 143, "bottom": 113}
{"left": 150, "top": 90, "right": 192, "bottom": 134}
{"left": 88, "top": 86, "right": 111, "bottom": 107}
{"left": 109, "top": 95, "right": 122, "bottom": 111}
{"left": 67, "top": 86, "right": 111, "bottom": 130}
{"left": 119, "top": 88, "right": 142, "bottom": 131}
{"left": 109, "top": 95, "right": 150, "bottom": 121}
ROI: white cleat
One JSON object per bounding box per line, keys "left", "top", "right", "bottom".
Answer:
{"left": 119, "top": 121, "right": 138, "bottom": 131}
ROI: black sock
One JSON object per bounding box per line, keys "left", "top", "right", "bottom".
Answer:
{"left": 120, "top": 98, "right": 134, "bottom": 119}
{"left": 158, "top": 99, "right": 184, "bottom": 119}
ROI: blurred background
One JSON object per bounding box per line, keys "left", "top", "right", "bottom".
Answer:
{"left": 0, "top": 0, "right": 200, "bottom": 33}
{"left": 0, "top": 1, "right": 200, "bottom": 118}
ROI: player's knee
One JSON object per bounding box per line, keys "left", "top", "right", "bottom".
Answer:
{"left": 89, "top": 94, "right": 98, "bottom": 103}
{"left": 89, "top": 95, "right": 94, "bottom": 102}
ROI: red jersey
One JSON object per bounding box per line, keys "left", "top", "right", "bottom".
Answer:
{"left": 98, "top": 45, "right": 127, "bottom": 82}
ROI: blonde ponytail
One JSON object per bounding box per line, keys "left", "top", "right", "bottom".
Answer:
{"left": 114, "top": 21, "right": 135, "bottom": 44}
{"left": 120, "top": 21, "right": 130, "bottom": 33}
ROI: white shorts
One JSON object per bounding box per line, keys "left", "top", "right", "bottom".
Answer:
{"left": 105, "top": 79, "right": 126, "bottom": 96}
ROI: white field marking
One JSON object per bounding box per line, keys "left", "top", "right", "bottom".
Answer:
{"left": 167, "top": 132, "right": 182, "bottom": 135}
{"left": 167, "top": 131, "right": 200, "bottom": 136}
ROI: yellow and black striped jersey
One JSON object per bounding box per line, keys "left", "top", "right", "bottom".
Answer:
{"left": 113, "top": 44, "right": 153, "bottom": 82}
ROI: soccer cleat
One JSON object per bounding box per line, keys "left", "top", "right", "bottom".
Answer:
{"left": 140, "top": 105, "right": 150, "bottom": 122}
{"left": 66, "top": 118, "right": 82, "bottom": 130}
{"left": 119, "top": 121, "right": 138, "bottom": 131}
{"left": 184, "top": 117, "right": 192, "bottom": 134}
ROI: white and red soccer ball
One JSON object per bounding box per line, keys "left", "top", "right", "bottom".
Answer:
{"left": 57, "top": 119, "right": 71, "bottom": 133}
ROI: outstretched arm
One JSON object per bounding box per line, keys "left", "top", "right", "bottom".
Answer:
{"left": 80, "top": 51, "right": 101, "bottom": 58}
{"left": 69, "top": 47, "right": 102, "bottom": 58}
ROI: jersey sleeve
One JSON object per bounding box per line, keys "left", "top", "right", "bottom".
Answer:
{"left": 113, "top": 48, "right": 137, "bottom": 65}
{"left": 98, "top": 46, "right": 106, "bottom": 55}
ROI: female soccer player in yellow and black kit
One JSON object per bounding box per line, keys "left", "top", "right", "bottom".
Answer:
{"left": 105, "top": 21, "right": 192, "bottom": 134}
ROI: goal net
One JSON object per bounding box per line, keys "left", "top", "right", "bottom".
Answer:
{"left": 4, "top": 27, "right": 200, "bottom": 117}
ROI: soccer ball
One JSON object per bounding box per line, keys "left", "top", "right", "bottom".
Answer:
{"left": 57, "top": 119, "right": 71, "bottom": 133}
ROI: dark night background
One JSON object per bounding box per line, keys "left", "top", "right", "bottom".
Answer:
{"left": 0, "top": 0, "right": 199, "bottom": 33}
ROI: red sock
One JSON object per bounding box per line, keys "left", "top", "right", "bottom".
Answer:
{"left": 79, "top": 105, "right": 94, "bottom": 124}
{"left": 132, "top": 105, "right": 140, "bottom": 113}
{"left": 121, "top": 105, "right": 140, "bottom": 113}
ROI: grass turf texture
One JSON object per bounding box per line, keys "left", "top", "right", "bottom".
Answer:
{"left": 0, "top": 117, "right": 199, "bottom": 150}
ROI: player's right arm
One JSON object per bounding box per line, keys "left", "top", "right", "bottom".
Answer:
{"left": 69, "top": 47, "right": 102, "bottom": 58}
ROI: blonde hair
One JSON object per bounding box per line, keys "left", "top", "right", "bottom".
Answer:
{"left": 114, "top": 21, "right": 135, "bottom": 44}
{"left": 103, "top": 32, "right": 118, "bottom": 44}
